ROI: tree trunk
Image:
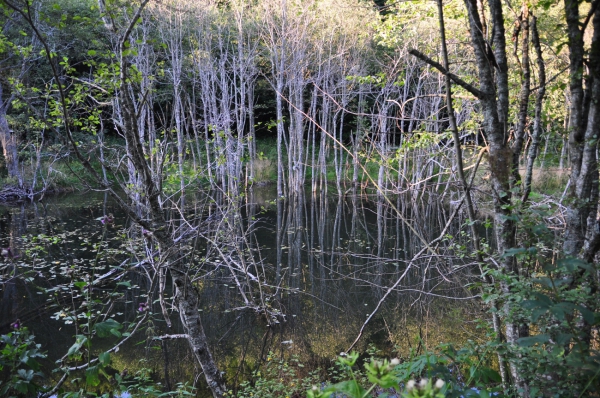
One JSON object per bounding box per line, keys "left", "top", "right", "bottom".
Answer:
{"left": 522, "top": 16, "right": 546, "bottom": 203}
{"left": 563, "top": 0, "right": 600, "bottom": 259}
{"left": 463, "top": 0, "right": 527, "bottom": 393}
{"left": 171, "top": 267, "right": 226, "bottom": 397}
{"left": 511, "top": 5, "right": 530, "bottom": 187}
{"left": 0, "top": 84, "right": 21, "bottom": 187}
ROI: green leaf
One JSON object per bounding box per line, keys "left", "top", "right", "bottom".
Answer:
{"left": 17, "top": 368, "right": 33, "bottom": 381}
{"left": 67, "top": 335, "right": 88, "bottom": 358}
{"left": 517, "top": 334, "right": 549, "bottom": 347}
{"left": 94, "top": 319, "right": 122, "bottom": 338}
{"left": 502, "top": 247, "right": 526, "bottom": 258}
{"left": 532, "top": 277, "right": 556, "bottom": 288}
{"left": 98, "top": 351, "right": 110, "bottom": 365}
{"left": 532, "top": 223, "right": 549, "bottom": 236}
{"left": 577, "top": 305, "right": 596, "bottom": 325}
{"left": 532, "top": 308, "right": 548, "bottom": 322}
{"left": 551, "top": 344, "right": 565, "bottom": 357}
{"left": 532, "top": 292, "right": 553, "bottom": 306}
{"left": 99, "top": 366, "right": 111, "bottom": 382}
{"left": 366, "top": 371, "right": 398, "bottom": 389}
{"left": 15, "top": 381, "right": 29, "bottom": 393}
{"left": 550, "top": 302, "right": 578, "bottom": 321}
{"left": 479, "top": 368, "right": 502, "bottom": 383}
{"left": 86, "top": 365, "right": 101, "bottom": 386}
{"left": 24, "top": 357, "right": 41, "bottom": 372}
{"left": 337, "top": 352, "right": 359, "bottom": 367}
{"left": 521, "top": 299, "right": 549, "bottom": 310}
{"left": 479, "top": 390, "right": 491, "bottom": 398}
{"left": 557, "top": 257, "right": 590, "bottom": 272}
{"left": 555, "top": 333, "right": 572, "bottom": 346}
{"left": 542, "top": 262, "right": 557, "bottom": 272}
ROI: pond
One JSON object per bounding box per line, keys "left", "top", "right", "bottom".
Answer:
{"left": 0, "top": 186, "right": 486, "bottom": 396}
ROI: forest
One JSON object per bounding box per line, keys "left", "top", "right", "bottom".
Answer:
{"left": 0, "top": 0, "right": 599, "bottom": 397}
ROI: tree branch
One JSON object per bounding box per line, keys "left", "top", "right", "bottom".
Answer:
{"left": 153, "top": 334, "right": 189, "bottom": 340}
{"left": 39, "top": 373, "right": 68, "bottom": 398}
{"left": 582, "top": 0, "right": 600, "bottom": 33}
{"left": 409, "top": 49, "right": 486, "bottom": 99}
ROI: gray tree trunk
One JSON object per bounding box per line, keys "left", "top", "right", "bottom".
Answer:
{"left": 563, "top": 0, "right": 600, "bottom": 260}
{"left": 0, "top": 84, "right": 21, "bottom": 187}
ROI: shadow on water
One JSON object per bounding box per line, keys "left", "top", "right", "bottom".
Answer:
{"left": 0, "top": 186, "right": 486, "bottom": 396}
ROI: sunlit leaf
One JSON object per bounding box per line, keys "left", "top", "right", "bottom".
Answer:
{"left": 85, "top": 365, "right": 101, "bottom": 386}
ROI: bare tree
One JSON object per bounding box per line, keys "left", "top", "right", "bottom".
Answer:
{"left": 0, "top": 0, "right": 231, "bottom": 395}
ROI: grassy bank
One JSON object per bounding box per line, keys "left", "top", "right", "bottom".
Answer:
{"left": 0, "top": 138, "right": 571, "bottom": 201}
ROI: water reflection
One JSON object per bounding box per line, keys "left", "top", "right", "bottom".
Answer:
{"left": 0, "top": 187, "right": 484, "bottom": 396}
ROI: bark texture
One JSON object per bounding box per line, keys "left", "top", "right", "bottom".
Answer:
{"left": 563, "top": 0, "right": 600, "bottom": 260}
{"left": 521, "top": 16, "right": 546, "bottom": 203}
{"left": 0, "top": 84, "right": 21, "bottom": 186}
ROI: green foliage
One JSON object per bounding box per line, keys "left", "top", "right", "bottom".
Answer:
{"left": 475, "top": 202, "right": 600, "bottom": 395}
{"left": 93, "top": 319, "right": 123, "bottom": 338}
{"left": 234, "top": 352, "right": 319, "bottom": 398}
{"left": 0, "top": 320, "right": 193, "bottom": 397}
{"left": 402, "top": 379, "right": 446, "bottom": 398}
{"left": 0, "top": 0, "right": 595, "bottom": 397}
{"left": 483, "top": 256, "right": 600, "bottom": 396}
{"left": 304, "top": 348, "right": 505, "bottom": 398}
{"left": 0, "top": 327, "right": 47, "bottom": 397}
{"left": 114, "top": 362, "right": 197, "bottom": 397}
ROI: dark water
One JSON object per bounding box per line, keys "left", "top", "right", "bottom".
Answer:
{"left": 0, "top": 187, "right": 485, "bottom": 396}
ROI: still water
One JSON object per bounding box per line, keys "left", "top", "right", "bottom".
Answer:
{"left": 0, "top": 186, "right": 486, "bottom": 395}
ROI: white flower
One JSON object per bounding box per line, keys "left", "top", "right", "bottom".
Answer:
{"left": 435, "top": 379, "right": 445, "bottom": 389}
{"left": 390, "top": 358, "right": 400, "bottom": 366}
{"left": 406, "top": 380, "right": 416, "bottom": 391}
{"left": 312, "top": 386, "right": 318, "bottom": 391}
{"left": 419, "top": 378, "right": 429, "bottom": 388}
